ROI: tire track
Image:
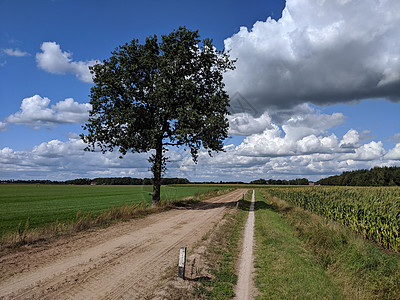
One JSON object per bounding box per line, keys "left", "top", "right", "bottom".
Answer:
{"left": 235, "top": 189, "right": 256, "bottom": 300}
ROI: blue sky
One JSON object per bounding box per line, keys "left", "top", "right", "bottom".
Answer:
{"left": 0, "top": 0, "right": 399, "bottom": 182}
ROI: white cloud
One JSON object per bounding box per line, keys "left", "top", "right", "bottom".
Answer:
{"left": 0, "top": 138, "right": 152, "bottom": 180}
{"left": 2, "top": 48, "right": 30, "bottom": 57}
{"left": 385, "top": 143, "right": 400, "bottom": 160}
{"left": 344, "top": 141, "right": 386, "bottom": 161}
{"left": 234, "top": 106, "right": 345, "bottom": 157}
{"left": 339, "top": 129, "right": 359, "bottom": 149}
{"left": 224, "top": 0, "right": 400, "bottom": 112}
{"left": 228, "top": 111, "right": 274, "bottom": 136}
{"left": 5, "top": 95, "right": 91, "bottom": 128}
{"left": 283, "top": 110, "right": 344, "bottom": 141}
{"left": 296, "top": 134, "right": 338, "bottom": 154}
{"left": 1, "top": 129, "right": 399, "bottom": 182}
{"left": 36, "top": 42, "right": 98, "bottom": 83}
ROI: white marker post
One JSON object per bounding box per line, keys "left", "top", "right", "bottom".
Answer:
{"left": 178, "top": 246, "right": 187, "bottom": 279}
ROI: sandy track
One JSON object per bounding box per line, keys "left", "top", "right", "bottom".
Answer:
{"left": 0, "top": 189, "right": 247, "bottom": 300}
{"left": 235, "top": 189, "right": 256, "bottom": 299}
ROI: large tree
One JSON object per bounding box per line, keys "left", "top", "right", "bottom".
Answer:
{"left": 81, "top": 27, "right": 235, "bottom": 205}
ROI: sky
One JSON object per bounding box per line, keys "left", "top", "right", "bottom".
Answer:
{"left": 0, "top": 0, "right": 399, "bottom": 182}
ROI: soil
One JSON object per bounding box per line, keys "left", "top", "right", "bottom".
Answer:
{"left": 235, "top": 189, "right": 256, "bottom": 299}
{"left": 0, "top": 189, "right": 246, "bottom": 300}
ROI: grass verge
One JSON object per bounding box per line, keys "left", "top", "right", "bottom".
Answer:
{"left": 0, "top": 188, "right": 233, "bottom": 256}
{"left": 260, "top": 189, "right": 400, "bottom": 299}
{"left": 196, "top": 190, "right": 250, "bottom": 299}
{"left": 148, "top": 189, "right": 250, "bottom": 299}
{"left": 254, "top": 189, "right": 343, "bottom": 299}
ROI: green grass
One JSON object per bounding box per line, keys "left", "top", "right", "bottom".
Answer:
{"left": 0, "top": 184, "right": 229, "bottom": 237}
{"left": 260, "top": 189, "right": 400, "bottom": 299}
{"left": 194, "top": 190, "right": 251, "bottom": 299}
{"left": 254, "top": 189, "right": 343, "bottom": 299}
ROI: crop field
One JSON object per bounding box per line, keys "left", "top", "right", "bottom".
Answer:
{"left": 265, "top": 186, "right": 400, "bottom": 252}
{"left": 0, "top": 184, "right": 229, "bottom": 237}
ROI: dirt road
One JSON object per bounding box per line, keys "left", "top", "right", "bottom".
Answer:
{"left": 235, "top": 189, "right": 256, "bottom": 299}
{"left": 0, "top": 189, "right": 246, "bottom": 299}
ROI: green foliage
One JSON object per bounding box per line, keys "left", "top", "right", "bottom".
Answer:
{"left": 267, "top": 186, "right": 400, "bottom": 252}
{"left": 249, "top": 178, "right": 267, "bottom": 184}
{"left": 81, "top": 26, "right": 235, "bottom": 203}
{"left": 65, "top": 177, "right": 190, "bottom": 185}
{"left": 317, "top": 166, "right": 400, "bottom": 186}
{"left": 250, "top": 178, "right": 309, "bottom": 185}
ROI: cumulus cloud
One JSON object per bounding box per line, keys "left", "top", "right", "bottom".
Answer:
{"left": 339, "top": 129, "right": 359, "bottom": 149}
{"left": 1, "top": 131, "right": 399, "bottom": 182}
{"left": 0, "top": 138, "right": 152, "bottom": 180}
{"left": 385, "top": 143, "right": 400, "bottom": 160}
{"left": 228, "top": 111, "right": 274, "bottom": 136}
{"left": 224, "top": 0, "right": 400, "bottom": 112}
{"left": 283, "top": 110, "right": 344, "bottom": 141}
{"left": 1, "top": 48, "right": 30, "bottom": 57}
{"left": 296, "top": 134, "right": 338, "bottom": 154}
{"left": 233, "top": 106, "right": 345, "bottom": 157}
{"left": 345, "top": 141, "right": 386, "bottom": 161}
{"left": 4, "top": 95, "right": 91, "bottom": 129}
{"left": 176, "top": 138, "right": 400, "bottom": 182}
{"left": 36, "top": 42, "right": 98, "bottom": 83}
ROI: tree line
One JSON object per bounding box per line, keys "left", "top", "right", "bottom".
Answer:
{"left": 65, "top": 177, "right": 190, "bottom": 185}
{"left": 249, "top": 178, "right": 310, "bottom": 185}
{"left": 1, "top": 177, "right": 190, "bottom": 185}
{"left": 316, "top": 166, "right": 400, "bottom": 186}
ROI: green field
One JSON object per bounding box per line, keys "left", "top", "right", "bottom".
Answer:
{"left": 0, "top": 184, "right": 229, "bottom": 236}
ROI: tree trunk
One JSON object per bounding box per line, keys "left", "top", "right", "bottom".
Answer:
{"left": 152, "top": 138, "right": 163, "bottom": 206}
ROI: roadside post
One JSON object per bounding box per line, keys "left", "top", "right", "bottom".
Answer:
{"left": 178, "top": 246, "right": 187, "bottom": 279}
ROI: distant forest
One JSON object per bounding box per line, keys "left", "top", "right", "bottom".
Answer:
{"left": 2, "top": 166, "right": 399, "bottom": 186}
{"left": 317, "top": 166, "right": 400, "bottom": 186}
{"left": 249, "top": 178, "right": 309, "bottom": 185}
{"left": 1, "top": 177, "right": 190, "bottom": 185}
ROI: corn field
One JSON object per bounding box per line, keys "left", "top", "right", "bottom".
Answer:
{"left": 264, "top": 186, "right": 400, "bottom": 252}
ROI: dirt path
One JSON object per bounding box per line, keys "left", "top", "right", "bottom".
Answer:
{"left": 235, "top": 189, "right": 256, "bottom": 299}
{"left": 0, "top": 189, "right": 247, "bottom": 300}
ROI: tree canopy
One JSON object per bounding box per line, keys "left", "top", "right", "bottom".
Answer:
{"left": 81, "top": 27, "right": 235, "bottom": 204}
{"left": 317, "top": 166, "right": 400, "bottom": 186}
{"left": 249, "top": 178, "right": 309, "bottom": 185}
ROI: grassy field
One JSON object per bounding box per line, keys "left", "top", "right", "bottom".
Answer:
{"left": 0, "top": 184, "right": 229, "bottom": 237}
